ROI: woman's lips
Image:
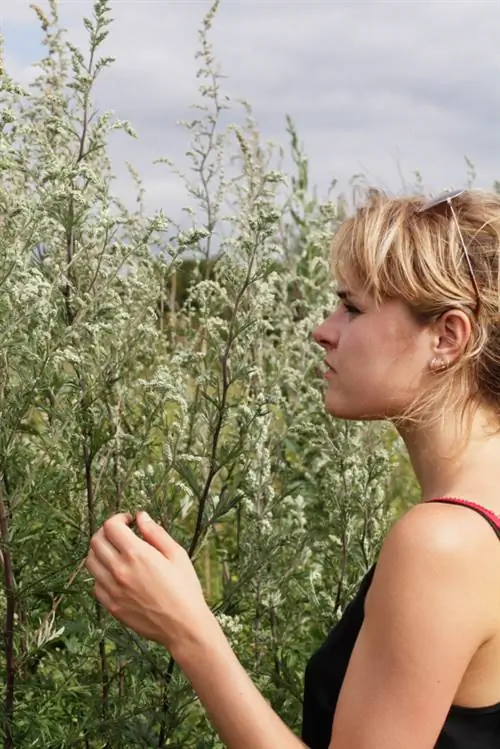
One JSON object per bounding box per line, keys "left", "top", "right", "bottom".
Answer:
{"left": 323, "top": 361, "right": 336, "bottom": 379}
{"left": 315, "top": 363, "right": 336, "bottom": 378}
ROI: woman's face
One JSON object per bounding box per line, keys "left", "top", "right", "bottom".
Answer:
{"left": 312, "top": 283, "right": 435, "bottom": 421}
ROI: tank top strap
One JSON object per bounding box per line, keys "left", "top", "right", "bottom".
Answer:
{"left": 425, "top": 497, "right": 500, "bottom": 539}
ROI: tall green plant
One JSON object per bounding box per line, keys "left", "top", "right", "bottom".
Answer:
{"left": 1, "top": 2, "right": 398, "bottom": 747}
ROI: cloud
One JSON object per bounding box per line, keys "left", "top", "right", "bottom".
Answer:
{"left": 3, "top": 0, "right": 500, "bottom": 220}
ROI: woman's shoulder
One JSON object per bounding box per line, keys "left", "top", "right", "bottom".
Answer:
{"left": 393, "top": 499, "right": 500, "bottom": 552}
{"left": 368, "top": 499, "right": 500, "bottom": 637}
{"left": 381, "top": 499, "right": 500, "bottom": 572}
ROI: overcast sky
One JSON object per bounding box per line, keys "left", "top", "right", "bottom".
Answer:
{"left": 3, "top": 0, "right": 500, "bottom": 220}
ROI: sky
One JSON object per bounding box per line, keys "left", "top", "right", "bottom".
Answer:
{"left": 3, "top": 0, "right": 500, "bottom": 220}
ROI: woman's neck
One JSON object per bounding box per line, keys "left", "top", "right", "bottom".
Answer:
{"left": 397, "top": 408, "right": 500, "bottom": 506}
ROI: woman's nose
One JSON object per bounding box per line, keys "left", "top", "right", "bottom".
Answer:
{"left": 311, "top": 324, "right": 326, "bottom": 347}
{"left": 312, "top": 315, "right": 338, "bottom": 349}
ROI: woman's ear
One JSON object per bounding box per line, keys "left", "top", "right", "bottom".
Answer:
{"left": 432, "top": 308, "right": 472, "bottom": 363}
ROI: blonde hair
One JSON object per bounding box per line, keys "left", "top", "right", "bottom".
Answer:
{"left": 330, "top": 188, "right": 500, "bottom": 432}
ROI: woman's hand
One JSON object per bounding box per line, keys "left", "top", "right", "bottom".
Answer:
{"left": 86, "top": 513, "right": 308, "bottom": 749}
{"left": 85, "top": 511, "right": 211, "bottom": 652}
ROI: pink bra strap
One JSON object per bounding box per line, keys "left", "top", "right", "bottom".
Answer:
{"left": 425, "top": 496, "right": 500, "bottom": 528}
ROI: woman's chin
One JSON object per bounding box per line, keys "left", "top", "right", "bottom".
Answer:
{"left": 323, "top": 392, "right": 379, "bottom": 421}
{"left": 324, "top": 397, "right": 360, "bottom": 420}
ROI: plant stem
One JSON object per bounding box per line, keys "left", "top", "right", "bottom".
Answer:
{"left": 0, "top": 483, "right": 15, "bottom": 749}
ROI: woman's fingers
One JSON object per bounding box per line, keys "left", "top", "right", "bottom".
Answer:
{"left": 93, "top": 581, "right": 117, "bottom": 615}
{"left": 90, "top": 527, "right": 121, "bottom": 567}
{"left": 102, "top": 513, "right": 139, "bottom": 556}
{"left": 85, "top": 548, "right": 117, "bottom": 592}
{"left": 135, "top": 511, "right": 179, "bottom": 559}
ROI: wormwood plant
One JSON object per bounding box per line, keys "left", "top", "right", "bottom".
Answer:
{"left": 0, "top": 1, "right": 397, "bottom": 747}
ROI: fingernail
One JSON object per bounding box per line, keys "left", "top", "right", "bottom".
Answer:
{"left": 141, "top": 511, "right": 153, "bottom": 522}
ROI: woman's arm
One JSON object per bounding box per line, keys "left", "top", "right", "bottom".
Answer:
{"left": 327, "top": 503, "right": 495, "bottom": 749}
{"left": 171, "top": 611, "right": 308, "bottom": 749}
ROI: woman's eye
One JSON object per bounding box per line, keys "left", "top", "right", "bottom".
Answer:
{"left": 343, "top": 302, "right": 360, "bottom": 316}
{"left": 333, "top": 291, "right": 362, "bottom": 317}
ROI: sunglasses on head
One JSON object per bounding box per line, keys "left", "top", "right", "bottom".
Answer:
{"left": 416, "top": 188, "right": 480, "bottom": 315}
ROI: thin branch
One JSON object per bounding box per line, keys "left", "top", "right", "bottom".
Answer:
{"left": 0, "top": 481, "right": 15, "bottom": 749}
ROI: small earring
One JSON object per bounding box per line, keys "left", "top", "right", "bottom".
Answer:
{"left": 430, "top": 357, "right": 448, "bottom": 373}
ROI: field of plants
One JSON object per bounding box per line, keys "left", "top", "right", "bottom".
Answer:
{"left": 0, "top": 1, "right": 448, "bottom": 746}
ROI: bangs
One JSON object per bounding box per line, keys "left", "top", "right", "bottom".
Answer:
{"left": 329, "top": 190, "right": 466, "bottom": 312}
{"left": 329, "top": 216, "right": 375, "bottom": 297}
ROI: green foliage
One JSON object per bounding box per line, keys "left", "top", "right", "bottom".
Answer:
{"left": 0, "top": 1, "right": 417, "bottom": 747}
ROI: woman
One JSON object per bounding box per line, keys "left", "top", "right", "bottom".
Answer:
{"left": 86, "top": 188, "right": 500, "bottom": 748}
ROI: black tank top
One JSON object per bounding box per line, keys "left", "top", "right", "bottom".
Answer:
{"left": 301, "top": 497, "right": 500, "bottom": 749}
